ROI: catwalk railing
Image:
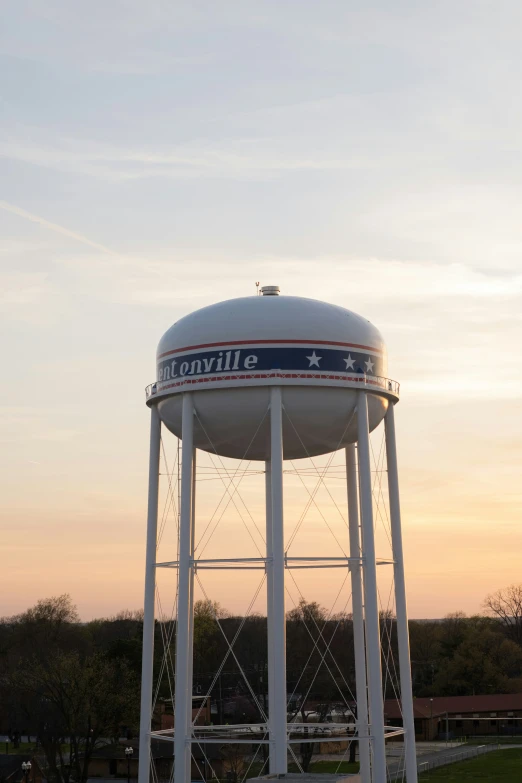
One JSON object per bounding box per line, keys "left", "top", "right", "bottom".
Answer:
{"left": 155, "top": 555, "right": 396, "bottom": 570}
{"left": 413, "top": 743, "right": 497, "bottom": 778}
{"left": 145, "top": 374, "right": 400, "bottom": 401}
{"left": 151, "top": 722, "right": 406, "bottom": 745}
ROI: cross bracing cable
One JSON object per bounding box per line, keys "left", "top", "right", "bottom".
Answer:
{"left": 152, "top": 439, "right": 181, "bottom": 715}
{"left": 154, "top": 586, "right": 176, "bottom": 708}
{"left": 194, "top": 464, "right": 253, "bottom": 555}
{"left": 192, "top": 573, "right": 268, "bottom": 726}
{"left": 194, "top": 406, "right": 268, "bottom": 539}
{"left": 152, "top": 583, "right": 177, "bottom": 711}
{"left": 193, "top": 407, "right": 269, "bottom": 557}
{"left": 194, "top": 473, "right": 264, "bottom": 483}
{"left": 200, "top": 452, "right": 265, "bottom": 557}
{"left": 286, "top": 452, "right": 347, "bottom": 555}
{"left": 240, "top": 741, "right": 269, "bottom": 783}
{"left": 367, "top": 431, "right": 405, "bottom": 783}
{"left": 191, "top": 740, "right": 218, "bottom": 783}
{"left": 195, "top": 466, "right": 262, "bottom": 475}
{"left": 284, "top": 448, "right": 338, "bottom": 553}
{"left": 370, "top": 426, "right": 393, "bottom": 551}
{"left": 287, "top": 744, "right": 304, "bottom": 773}
{"left": 333, "top": 736, "right": 356, "bottom": 776}
{"left": 283, "top": 406, "right": 356, "bottom": 515}
{"left": 369, "top": 428, "right": 404, "bottom": 717}
{"left": 157, "top": 438, "right": 179, "bottom": 550}
{"left": 189, "top": 753, "right": 206, "bottom": 783}
{"left": 285, "top": 569, "right": 357, "bottom": 710}
{"left": 359, "top": 424, "right": 403, "bottom": 782}
{"left": 283, "top": 406, "right": 357, "bottom": 552}
{"left": 202, "top": 446, "right": 264, "bottom": 542}
{"left": 379, "top": 579, "right": 403, "bottom": 715}
{"left": 285, "top": 572, "right": 356, "bottom": 711}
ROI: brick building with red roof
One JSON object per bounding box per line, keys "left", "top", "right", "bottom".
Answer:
{"left": 384, "top": 693, "right": 522, "bottom": 741}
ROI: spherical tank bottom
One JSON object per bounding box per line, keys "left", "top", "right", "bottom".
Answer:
{"left": 157, "top": 386, "right": 388, "bottom": 461}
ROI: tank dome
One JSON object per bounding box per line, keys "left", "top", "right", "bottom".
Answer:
{"left": 146, "top": 292, "right": 398, "bottom": 460}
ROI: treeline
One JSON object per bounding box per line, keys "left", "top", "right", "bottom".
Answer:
{"left": 0, "top": 587, "right": 521, "bottom": 781}
{"left": 0, "top": 596, "right": 141, "bottom": 783}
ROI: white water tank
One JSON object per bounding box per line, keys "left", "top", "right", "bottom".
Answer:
{"left": 146, "top": 288, "right": 398, "bottom": 460}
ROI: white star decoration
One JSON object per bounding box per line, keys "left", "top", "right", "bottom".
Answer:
{"left": 344, "top": 354, "right": 355, "bottom": 370}
{"left": 365, "top": 357, "right": 375, "bottom": 373}
{"left": 306, "top": 351, "right": 322, "bottom": 367}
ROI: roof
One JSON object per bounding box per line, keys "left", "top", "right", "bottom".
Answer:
{"left": 384, "top": 693, "right": 522, "bottom": 719}
{"left": 384, "top": 700, "right": 446, "bottom": 720}
{"left": 89, "top": 742, "right": 223, "bottom": 762}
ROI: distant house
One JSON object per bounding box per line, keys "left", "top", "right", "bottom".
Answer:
{"left": 154, "top": 696, "right": 212, "bottom": 731}
{"left": 384, "top": 693, "right": 522, "bottom": 741}
{"left": 88, "top": 743, "right": 167, "bottom": 780}
{"left": 88, "top": 741, "right": 225, "bottom": 782}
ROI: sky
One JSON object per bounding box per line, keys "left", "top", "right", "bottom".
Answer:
{"left": 1, "top": 1, "right": 522, "bottom": 620}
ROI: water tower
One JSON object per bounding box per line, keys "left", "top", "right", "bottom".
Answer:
{"left": 138, "top": 287, "right": 418, "bottom": 783}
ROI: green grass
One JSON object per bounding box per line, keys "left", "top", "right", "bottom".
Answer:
{"left": 465, "top": 736, "right": 522, "bottom": 745}
{"left": 0, "top": 741, "right": 69, "bottom": 756}
{"left": 0, "top": 742, "right": 38, "bottom": 755}
{"left": 418, "top": 748, "right": 522, "bottom": 781}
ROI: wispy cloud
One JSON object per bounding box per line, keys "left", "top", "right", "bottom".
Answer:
{"left": 0, "top": 132, "right": 374, "bottom": 182}
{"left": 0, "top": 201, "right": 119, "bottom": 256}
{"left": 0, "top": 201, "right": 161, "bottom": 278}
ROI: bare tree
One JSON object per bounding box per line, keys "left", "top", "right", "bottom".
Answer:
{"left": 483, "top": 585, "right": 522, "bottom": 645}
{"left": 287, "top": 699, "right": 332, "bottom": 772}
{"left": 221, "top": 743, "right": 246, "bottom": 783}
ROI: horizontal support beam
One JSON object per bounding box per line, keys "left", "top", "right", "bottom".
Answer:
{"left": 156, "top": 555, "right": 396, "bottom": 570}
{"left": 150, "top": 724, "right": 405, "bottom": 745}
{"left": 156, "top": 557, "right": 269, "bottom": 568}
{"left": 288, "top": 565, "right": 355, "bottom": 570}
{"left": 190, "top": 565, "right": 266, "bottom": 570}
{"left": 150, "top": 733, "right": 405, "bottom": 745}
{"left": 286, "top": 556, "right": 358, "bottom": 562}
{"left": 380, "top": 729, "right": 408, "bottom": 740}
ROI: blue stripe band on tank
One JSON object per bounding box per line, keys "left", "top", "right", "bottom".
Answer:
{"left": 157, "top": 346, "right": 383, "bottom": 382}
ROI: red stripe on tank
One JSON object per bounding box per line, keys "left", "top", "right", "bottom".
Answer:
{"left": 158, "top": 339, "right": 383, "bottom": 359}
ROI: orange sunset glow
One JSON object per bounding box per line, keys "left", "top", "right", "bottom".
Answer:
{"left": 1, "top": 4, "right": 522, "bottom": 623}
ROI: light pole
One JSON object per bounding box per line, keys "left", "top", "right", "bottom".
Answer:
{"left": 125, "top": 747, "right": 134, "bottom": 783}
{"left": 430, "top": 699, "right": 433, "bottom": 741}
{"left": 21, "top": 761, "right": 31, "bottom": 783}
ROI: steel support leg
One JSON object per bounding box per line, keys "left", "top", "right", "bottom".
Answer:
{"left": 265, "top": 461, "right": 276, "bottom": 773}
{"left": 346, "top": 444, "right": 371, "bottom": 783}
{"left": 270, "top": 387, "right": 288, "bottom": 774}
{"left": 385, "top": 404, "right": 418, "bottom": 782}
{"left": 138, "top": 406, "right": 161, "bottom": 783}
{"left": 357, "top": 392, "right": 387, "bottom": 782}
{"left": 186, "top": 448, "right": 197, "bottom": 726}
{"left": 174, "top": 393, "right": 195, "bottom": 783}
